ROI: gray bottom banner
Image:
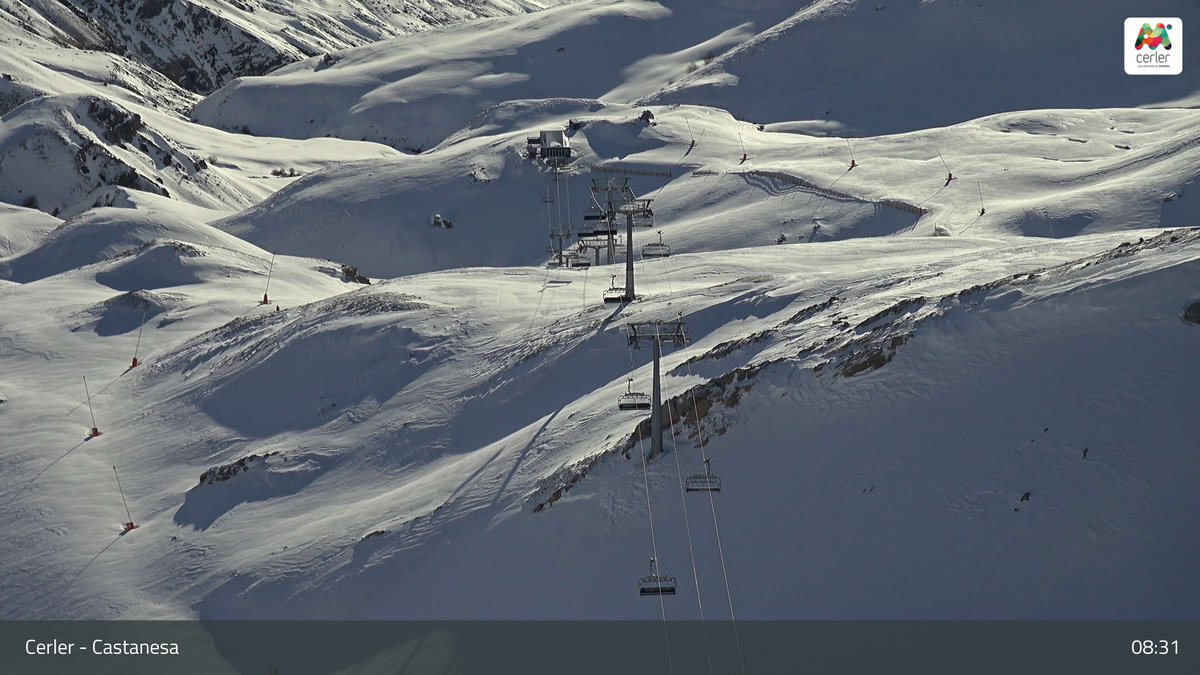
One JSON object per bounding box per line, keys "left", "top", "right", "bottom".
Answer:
{"left": 4, "top": 621, "right": 1197, "bottom": 675}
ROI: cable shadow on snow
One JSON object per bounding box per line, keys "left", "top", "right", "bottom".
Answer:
{"left": 55, "top": 533, "right": 123, "bottom": 616}
{"left": 2, "top": 437, "right": 90, "bottom": 512}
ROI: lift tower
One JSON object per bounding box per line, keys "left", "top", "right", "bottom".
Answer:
{"left": 588, "top": 177, "right": 653, "bottom": 302}
{"left": 626, "top": 319, "right": 688, "bottom": 460}
{"left": 615, "top": 195, "right": 653, "bottom": 302}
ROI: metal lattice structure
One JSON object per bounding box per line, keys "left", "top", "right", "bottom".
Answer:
{"left": 626, "top": 319, "right": 688, "bottom": 459}
{"left": 587, "top": 177, "right": 655, "bottom": 302}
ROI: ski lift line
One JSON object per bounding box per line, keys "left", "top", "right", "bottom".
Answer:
{"left": 683, "top": 356, "right": 747, "bottom": 675}
{"left": 665, "top": 396, "right": 716, "bottom": 675}
{"left": 580, "top": 266, "right": 588, "bottom": 313}
{"left": 629, "top": 345, "right": 676, "bottom": 675}
{"left": 556, "top": 171, "right": 564, "bottom": 233}
{"left": 565, "top": 172, "right": 572, "bottom": 233}
{"left": 657, "top": 273, "right": 739, "bottom": 672}
{"left": 526, "top": 266, "right": 553, "bottom": 334}
{"left": 845, "top": 138, "right": 856, "bottom": 162}
{"left": 541, "top": 267, "right": 565, "bottom": 331}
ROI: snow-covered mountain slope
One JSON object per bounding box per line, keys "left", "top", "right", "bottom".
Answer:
{"left": 0, "top": 91, "right": 401, "bottom": 216}
{"left": 0, "top": 200, "right": 57, "bottom": 256}
{"left": 5, "top": 0, "right": 580, "bottom": 94}
{"left": 215, "top": 100, "right": 1200, "bottom": 279}
{"left": 1, "top": 224, "right": 1196, "bottom": 620}
{"left": 191, "top": 0, "right": 1200, "bottom": 150}
{"left": 190, "top": 0, "right": 801, "bottom": 149}
{"left": 0, "top": 4, "right": 405, "bottom": 217}
{"left": 0, "top": 0, "right": 1198, "bottom": 624}
{"left": 646, "top": 0, "right": 1200, "bottom": 136}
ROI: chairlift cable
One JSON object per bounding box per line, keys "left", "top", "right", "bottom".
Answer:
{"left": 526, "top": 266, "right": 553, "bottom": 334}
{"left": 556, "top": 170, "right": 564, "bottom": 232}
{"left": 665, "top": 396, "right": 715, "bottom": 675}
{"left": 681, "top": 350, "right": 747, "bottom": 675}
{"left": 629, "top": 343, "right": 676, "bottom": 675}
{"left": 661, "top": 272, "right": 748, "bottom": 675}
{"left": 580, "top": 266, "right": 588, "bottom": 313}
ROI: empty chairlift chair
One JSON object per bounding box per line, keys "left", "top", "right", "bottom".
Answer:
{"left": 641, "top": 230, "right": 671, "bottom": 258}
{"left": 566, "top": 250, "right": 591, "bottom": 268}
{"left": 581, "top": 205, "right": 613, "bottom": 237}
{"left": 639, "top": 557, "right": 677, "bottom": 596}
{"left": 685, "top": 458, "right": 722, "bottom": 493}
{"left": 617, "top": 377, "right": 652, "bottom": 411}
{"left": 603, "top": 274, "right": 626, "bottom": 304}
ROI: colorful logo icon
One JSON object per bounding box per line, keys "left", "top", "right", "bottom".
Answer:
{"left": 1134, "top": 22, "right": 1173, "bottom": 50}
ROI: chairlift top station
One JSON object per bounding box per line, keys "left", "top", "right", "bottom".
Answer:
{"left": 527, "top": 128, "right": 671, "bottom": 290}
{"left": 527, "top": 129, "right": 572, "bottom": 165}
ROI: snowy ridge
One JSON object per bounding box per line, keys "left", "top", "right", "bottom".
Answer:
{"left": 216, "top": 102, "right": 1200, "bottom": 280}
{"left": 6, "top": 0, "right": 581, "bottom": 94}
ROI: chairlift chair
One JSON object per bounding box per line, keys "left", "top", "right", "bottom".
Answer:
{"left": 617, "top": 378, "right": 652, "bottom": 411}
{"left": 639, "top": 558, "right": 677, "bottom": 596}
{"left": 603, "top": 275, "right": 626, "bottom": 304}
{"left": 566, "top": 251, "right": 591, "bottom": 268}
{"left": 582, "top": 204, "right": 605, "bottom": 222}
{"left": 641, "top": 230, "right": 671, "bottom": 258}
{"left": 603, "top": 287, "right": 627, "bottom": 304}
{"left": 685, "top": 458, "right": 722, "bottom": 493}
{"left": 589, "top": 223, "right": 618, "bottom": 237}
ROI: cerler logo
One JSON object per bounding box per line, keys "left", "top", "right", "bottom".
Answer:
{"left": 1125, "top": 18, "right": 1183, "bottom": 75}
{"left": 1134, "top": 22, "right": 1173, "bottom": 50}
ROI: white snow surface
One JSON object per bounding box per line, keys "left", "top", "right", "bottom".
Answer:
{"left": 0, "top": 0, "right": 1197, "bottom": 622}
